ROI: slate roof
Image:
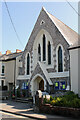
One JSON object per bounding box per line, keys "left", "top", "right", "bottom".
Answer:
{"left": 0, "top": 52, "right": 23, "bottom": 61}
{"left": 43, "top": 7, "right": 80, "bottom": 46}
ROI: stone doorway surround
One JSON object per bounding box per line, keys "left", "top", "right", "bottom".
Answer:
{"left": 30, "top": 74, "right": 46, "bottom": 96}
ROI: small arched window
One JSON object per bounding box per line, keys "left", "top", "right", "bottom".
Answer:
{"left": 43, "top": 34, "right": 46, "bottom": 61}
{"left": 27, "top": 53, "right": 30, "bottom": 75}
{"left": 58, "top": 46, "right": 63, "bottom": 72}
{"left": 48, "top": 41, "right": 51, "bottom": 65}
{"left": 38, "top": 44, "right": 41, "bottom": 61}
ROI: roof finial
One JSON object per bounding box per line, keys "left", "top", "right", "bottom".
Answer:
{"left": 42, "top": 6, "right": 46, "bottom": 11}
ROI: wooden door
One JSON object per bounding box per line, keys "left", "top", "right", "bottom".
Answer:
{"left": 39, "top": 80, "right": 44, "bottom": 91}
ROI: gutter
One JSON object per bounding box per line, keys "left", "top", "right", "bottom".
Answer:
{"left": 68, "top": 45, "right": 80, "bottom": 50}
{"left": 0, "top": 58, "right": 16, "bottom": 62}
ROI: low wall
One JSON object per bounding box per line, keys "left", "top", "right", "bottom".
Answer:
{"left": 38, "top": 98, "right": 80, "bottom": 118}
{"left": 0, "top": 91, "right": 8, "bottom": 99}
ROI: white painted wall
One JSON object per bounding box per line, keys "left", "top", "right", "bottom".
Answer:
{"left": 0, "top": 61, "right": 6, "bottom": 86}
{"left": 78, "top": 48, "right": 80, "bottom": 97}
{"left": 0, "top": 54, "right": 22, "bottom": 90}
{"left": 0, "top": 61, "right": 1, "bottom": 85}
{"left": 5, "top": 60, "right": 15, "bottom": 87}
{"left": 70, "top": 48, "right": 78, "bottom": 94}
{"left": 16, "top": 55, "right": 22, "bottom": 81}
{"left": 0, "top": 62, "right": 2, "bottom": 76}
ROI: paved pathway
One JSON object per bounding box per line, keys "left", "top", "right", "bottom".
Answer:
{"left": 0, "top": 111, "right": 36, "bottom": 119}
{"left": 0, "top": 100, "right": 75, "bottom": 120}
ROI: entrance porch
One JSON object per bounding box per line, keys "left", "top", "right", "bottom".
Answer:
{"left": 30, "top": 74, "right": 46, "bottom": 96}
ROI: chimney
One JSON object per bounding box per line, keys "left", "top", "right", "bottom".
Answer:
{"left": 6, "top": 50, "right": 11, "bottom": 55}
{"left": 16, "top": 49, "right": 22, "bottom": 53}
{"left": 0, "top": 52, "right": 2, "bottom": 56}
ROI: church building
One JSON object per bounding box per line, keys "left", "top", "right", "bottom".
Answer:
{"left": 17, "top": 7, "right": 78, "bottom": 96}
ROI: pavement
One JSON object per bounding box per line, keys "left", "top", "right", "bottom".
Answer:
{"left": 0, "top": 111, "right": 36, "bottom": 119}
{"left": 0, "top": 100, "right": 77, "bottom": 120}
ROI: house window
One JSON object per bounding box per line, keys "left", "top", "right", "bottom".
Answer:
{"left": 2, "top": 65, "right": 5, "bottom": 74}
{"left": 1, "top": 80, "right": 4, "bottom": 87}
{"left": 43, "top": 34, "right": 46, "bottom": 61}
{"left": 27, "top": 53, "right": 30, "bottom": 75}
{"left": 48, "top": 41, "right": 51, "bottom": 64}
{"left": 58, "top": 46, "right": 63, "bottom": 72}
{"left": 38, "top": 44, "right": 41, "bottom": 61}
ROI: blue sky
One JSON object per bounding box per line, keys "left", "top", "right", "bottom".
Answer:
{"left": 2, "top": 1, "right": 78, "bottom": 54}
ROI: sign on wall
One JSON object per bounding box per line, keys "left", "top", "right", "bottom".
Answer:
{"left": 54, "top": 81, "right": 66, "bottom": 90}
{"left": 22, "top": 82, "right": 28, "bottom": 90}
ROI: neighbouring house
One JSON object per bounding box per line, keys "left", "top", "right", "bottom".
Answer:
{"left": 0, "top": 49, "right": 23, "bottom": 93}
{"left": 69, "top": 38, "right": 80, "bottom": 97}
{"left": 16, "top": 7, "right": 79, "bottom": 97}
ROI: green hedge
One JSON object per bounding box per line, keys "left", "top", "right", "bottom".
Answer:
{"left": 43, "top": 91, "right": 80, "bottom": 108}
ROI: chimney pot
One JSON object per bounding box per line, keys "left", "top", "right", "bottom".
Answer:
{"left": 0, "top": 52, "right": 2, "bottom": 56}
{"left": 16, "top": 49, "right": 22, "bottom": 53}
{"left": 6, "top": 50, "right": 11, "bottom": 55}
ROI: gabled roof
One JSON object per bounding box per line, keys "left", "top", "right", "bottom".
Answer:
{"left": 30, "top": 62, "right": 53, "bottom": 85}
{"left": 0, "top": 52, "right": 23, "bottom": 61}
{"left": 42, "top": 7, "right": 79, "bottom": 45}
{"left": 38, "top": 61, "right": 53, "bottom": 85}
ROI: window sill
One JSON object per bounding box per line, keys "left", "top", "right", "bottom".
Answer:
{"left": 46, "top": 64, "right": 53, "bottom": 68}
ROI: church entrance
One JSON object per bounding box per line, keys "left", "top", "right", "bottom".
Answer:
{"left": 39, "top": 80, "right": 44, "bottom": 91}
{"left": 31, "top": 75, "right": 46, "bottom": 96}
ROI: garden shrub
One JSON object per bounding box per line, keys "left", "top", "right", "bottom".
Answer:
{"left": 44, "top": 91, "right": 80, "bottom": 108}
{"left": 17, "top": 89, "right": 21, "bottom": 97}
{"left": 43, "top": 97, "right": 47, "bottom": 104}
{"left": 43, "top": 97, "right": 51, "bottom": 104}
{"left": 22, "top": 90, "right": 26, "bottom": 97}
{"left": 50, "top": 96, "right": 53, "bottom": 101}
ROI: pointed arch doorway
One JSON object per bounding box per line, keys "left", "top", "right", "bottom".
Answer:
{"left": 31, "top": 74, "right": 46, "bottom": 96}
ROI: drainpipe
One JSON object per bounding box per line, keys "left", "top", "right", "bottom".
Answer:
{"left": 69, "top": 53, "right": 71, "bottom": 91}
{"left": 66, "top": 49, "right": 71, "bottom": 91}
{"left": 14, "top": 58, "right": 16, "bottom": 96}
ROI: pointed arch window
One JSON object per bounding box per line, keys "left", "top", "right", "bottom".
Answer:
{"left": 43, "top": 34, "right": 46, "bottom": 61}
{"left": 58, "top": 46, "right": 63, "bottom": 72}
{"left": 38, "top": 44, "right": 41, "bottom": 61}
{"left": 48, "top": 41, "right": 51, "bottom": 64}
{"left": 27, "top": 53, "right": 30, "bottom": 75}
